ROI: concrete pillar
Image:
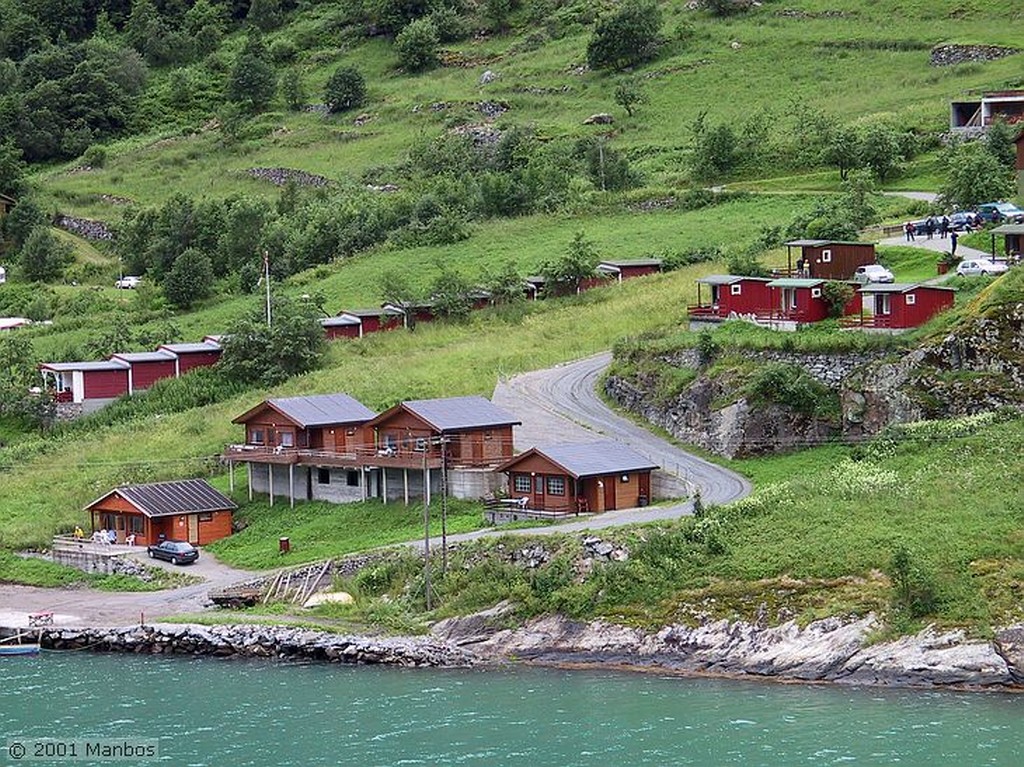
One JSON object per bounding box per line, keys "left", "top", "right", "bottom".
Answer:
{"left": 403, "top": 469, "right": 409, "bottom": 505}
{"left": 247, "top": 463, "right": 252, "bottom": 502}
{"left": 269, "top": 464, "right": 274, "bottom": 507}
{"left": 229, "top": 461, "right": 234, "bottom": 492}
{"left": 288, "top": 465, "right": 294, "bottom": 509}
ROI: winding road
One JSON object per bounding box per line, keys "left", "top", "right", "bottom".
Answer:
{"left": 0, "top": 352, "right": 750, "bottom": 625}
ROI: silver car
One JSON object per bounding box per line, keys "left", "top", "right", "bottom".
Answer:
{"left": 955, "top": 258, "right": 1009, "bottom": 277}
{"left": 853, "top": 264, "right": 895, "bottom": 284}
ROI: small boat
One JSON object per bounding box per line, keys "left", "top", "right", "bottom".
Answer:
{"left": 0, "top": 644, "right": 40, "bottom": 656}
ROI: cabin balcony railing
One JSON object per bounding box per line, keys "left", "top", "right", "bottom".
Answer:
{"left": 224, "top": 444, "right": 301, "bottom": 464}
{"left": 839, "top": 315, "right": 895, "bottom": 329}
{"left": 686, "top": 304, "right": 722, "bottom": 318}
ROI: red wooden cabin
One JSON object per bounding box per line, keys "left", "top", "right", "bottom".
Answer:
{"left": 321, "top": 314, "right": 362, "bottom": 340}
{"left": 689, "top": 275, "right": 774, "bottom": 318}
{"left": 596, "top": 258, "right": 663, "bottom": 282}
{"left": 784, "top": 240, "right": 876, "bottom": 281}
{"left": 85, "top": 478, "right": 236, "bottom": 547}
{"left": 382, "top": 301, "right": 437, "bottom": 328}
{"left": 498, "top": 440, "right": 658, "bottom": 514}
{"left": 766, "top": 278, "right": 861, "bottom": 323}
{"left": 851, "top": 284, "right": 955, "bottom": 329}
{"left": 523, "top": 276, "right": 545, "bottom": 300}
{"left": 340, "top": 308, "right": 403, "bottom": 335}
{"left": 110, "top": 350, "right": 178, "bottom": 392}
{"left": 39, "top": 359, "right": 130, "bottom": 405}
{"left": 157, "top": 341, "right": 223, "bottom": 374}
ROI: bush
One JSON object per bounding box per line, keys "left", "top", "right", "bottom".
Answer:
{"left": 81, "top": 145, "right": 107, "bottom": 168}
{"left": 586, "top": 0, "right": 662, "bottom": 71}
{"left": 745, "top": 363, "right": 838, "bottom": 419}
{"left": 324, "top": 66, "right": 366, "bottom": 113}
{"left": 19, "top": 228, "right": 73, "bottom": 282}
{"left": 394, "top": 18, "right": 439, "bottom": 72}
{"left": 888, "top": 544, "right": 939, "bottom": 618}
{"left": 821, "top": 281, "right": 854, "bottom": 318}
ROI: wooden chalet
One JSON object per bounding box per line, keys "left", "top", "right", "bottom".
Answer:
{"left": 157, "top": 341, "right": 223, "bottom": 374}
{"left": 366, "top": 395, "right": 520, "bottom": 503}
{"left": 39, "top": 359, "right": 130, "bottom": 410}
{"left": 110, "top": 351, "right": 178, "bottom": 392}
{"left": 689, "top": 275, "right": 773, "bottom": 319}
{"left": 0, "top": 192, "right": 15, "bottom": 218}
{"left": 321, "top": 314, "right": 363, "bottom": 340}
{"left": 85, "top": 478, "right": 236, "bottom": 547}
{"left": 498, "top": 440, "right": 658, "bottom": 514}
{"left": 766, "top": 278, "right": 861, "bottom": 325}
{"left": 847, "top": 284, "right": 955, "bottom": 330}
{"left": 596, "top": 258, "right": 663, "bottom": 282}
{"left": 1017, "top": 131, "right": 1024, "bottom": 198}
{"left": 989, "top": 223, "right": 1024, "bottom": 259}
{"left": 225, "top": 393, "right": 377, "bottom": 507}
{"left": 783, "top": 240, "right": 876, "bottom": 281}
{"left": 951, "top": 90, "right": 1024, "bottom": 132}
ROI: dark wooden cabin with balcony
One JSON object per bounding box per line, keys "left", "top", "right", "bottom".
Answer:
{"left": 783, "top": 240, "right": 876, "bottom": 281}
{"left": 498, "top": 440, "right": 658, "bottom": 515}
{"left": 225, "top": 393, "right": 377, "bottom": 507}
{"left": 85, "top": 478, "right": 236, "bottom": 547}
{"left": 366, "top": 395, "right": 520, "bottom": 503}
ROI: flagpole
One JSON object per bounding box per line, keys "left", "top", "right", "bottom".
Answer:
{"left": 264, "top": 250, "right": 272, "bottom": 327}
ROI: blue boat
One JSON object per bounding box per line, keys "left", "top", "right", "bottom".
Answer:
{"left": 0, "top": 644, "right": 41, "bottom": 656}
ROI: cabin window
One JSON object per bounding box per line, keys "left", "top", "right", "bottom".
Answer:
{"left": 279, "top": 432, "right": 294, "bottom": 448}
{"left": 811, "top": 288, "right": 822, "bottom": 298}
{"left": 384, "top": 434, "right": 397, "bottom": 450}
{"left": 730, "top": 284, "right": 742, "bottom": 296}
{"left": 317, "top": 468, "right": 331, "bottom": 485}
{"left": 414, "top": 437, "right": 428, "bottom": 452}
{"left": 250, "top": 428, "right": 265, "bottom": 445}
{"left": 346, "top": 427, "right": 357, "bottom": 436}
{"left": 198, "top": 512, "right": 213, "bottom": 522}
{"left": 484, "top": 430, "right": 493, "bottom": 440}
{"left": 620, "top": 474, "right": 630, "bottom": 483}
{"left": 821, "top": 249, "right": 832, "bottom": 263}
{"left": 906, "top": 294, "right": 916, "bottom": 305}
{"left": 346, "top": 471, "right": 360, "bottom": 487}
{"left": 129, "top": 516, "right": 145, "bottom": 534}
{"left": 514, "top": 475, "right": 531, "bottom": 493}
{"left": 547, "top": 477, "right": 566, "bottom": 496}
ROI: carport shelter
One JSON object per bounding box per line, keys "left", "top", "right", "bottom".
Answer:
{"left": 498, "top": 440, "right": 658, "bottom": 514}
{"left": 85, "top": 478, "right": 236, "bottom": 546}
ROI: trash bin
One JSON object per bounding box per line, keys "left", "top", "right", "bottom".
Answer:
{"left": 638, "top": 495, "right": 648, "bottom": 508}
{"left": 279, "top": 537, "right": 290, "bottom": 554}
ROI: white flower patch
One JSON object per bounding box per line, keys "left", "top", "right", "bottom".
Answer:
{"left": 827, "top": 458, "right": 901, "bottom": 500}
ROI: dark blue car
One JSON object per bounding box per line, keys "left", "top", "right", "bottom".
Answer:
{"left": 147, "top": 540, "right": 199, "bottom": 565}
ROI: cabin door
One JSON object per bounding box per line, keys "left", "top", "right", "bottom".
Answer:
{"left": 638, "top": 473, "right": 650, "bottom": 506}
{"left": 187, "top": 515, "right": 199, "bottom": 544}
{"left": 532, "top": 475, "right": 545, "bottom": 510}
{"left": 603, "top": 478, "right": 616, "bottom": 511}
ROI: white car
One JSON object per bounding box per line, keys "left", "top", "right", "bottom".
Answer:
{"left": 853, "top": 264, "right": 895, "bottom": 284}
{"left": 955, "top": 259, "right": 1009, "bottom": 277}
{"left": 114, "top": 275, "right": 142, "bottom": 289}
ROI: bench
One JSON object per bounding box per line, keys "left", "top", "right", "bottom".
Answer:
{"left": 28, "top": 611, "right": 53, "bottom": 627}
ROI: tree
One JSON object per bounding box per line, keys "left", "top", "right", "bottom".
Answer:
{"left": 481, "top": 260, "right": 524, "bottom": 305}
{"left": 219, "top": 296, "right": 326, "bottom": 387}
{"left": 939, "top": 140, "right": 1014, "bottom": 210}
{"left": 226, "top": 29, "right": 276, "bottom": 112}
{"left": 0, "top": 333, "right": 36, "bottom": 388}
{"left": 586, "top": 0, "right": 662, "bottom": 71}
{"left": 859, "top": 123, "right": 905, "bottom": 182}
{"left": 613, "top": 77, "right": 647, "bottom": 118}
{"left": 984, "top": 119, "right": 1017, "bottom": 169}
{"left": 124, "top": 0, "right": 171, "bottom": 66}
{"left": 0, "top": 138, "right": 25, "bottom": 196}
{"left": 689, "top": 114, "right": 738, "bottom": 181}
{"left": 429, "top": 263, "right": 474, "bottom": 321}
{"left": 324, "top": 65, "right": 366, "bottom": 113}
{"left": 821, "top": 281, "right": 854, "bottom": 318}
{"left": 394, "top": 17, "right": 439, "bottom": 72}
{"left": 585, "top": 139, "right": 635, "bottom": 191}
{"left": 484, "top": 0, "right": 516, "bottom": 33}
{"left": 375, "top": 0, "right": 433, "bottom": 34}
{"left": 184, "top": 0, "right": 228, "bottom": 56}
{"left": 821, "top": 123, "right": 861, "bottom": 181}
{"left": 3, "top": 197, "right": 47, "bottom": 249}
{"left": 164, "top": 248, "right": 214, "bottom": 309}
{"left": 18, "top": 227, "right": 72, "bottom": 282}
{"left": 540, "top": 231, "right": 601, "bottom": 296}
{"left": 246, "top": 0, "right": 282, "bottom": 31}
{"left": 281, "top": 68, "right": 306, "bottom": 111}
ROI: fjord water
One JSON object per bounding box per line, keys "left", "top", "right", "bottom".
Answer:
{"left": 2, "top": 653, "right": 1022, "bottom": 766}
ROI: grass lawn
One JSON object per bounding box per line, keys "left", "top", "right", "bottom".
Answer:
{"left": 876, "top": 245, "right": 941, "bottom": 283}
{"left": 0, "top": 551, "right": 198, "bottom": 591}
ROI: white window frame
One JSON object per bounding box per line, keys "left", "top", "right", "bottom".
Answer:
{"left": 730, "top": 283, "right": 742, "bottom": 296}
{"left": 905, "top": 293, "right": 916, "bottom": 305}
{"left": 811, "top": 287, "right": 822, "bottom": 298}
{"left": 546, "top": 476, "right": 566, "bottom": 496}
{"left": 514, "top": 475, "right": 531, "bottom": 493}
{"left": 821, "top": 249, "right": 833, "bottom": 263}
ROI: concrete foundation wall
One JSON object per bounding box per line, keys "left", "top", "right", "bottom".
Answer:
{"left": 52, "top": 547, "right": 122, "bottom": 574}
{"left": 249, "top": 463, "right": 307, "bottom": 501}
{"left": 449, "top": 468, "right": 506, "bottom": 499}
{"left": 310, "top": 467, "right": 367, "bottom": 504}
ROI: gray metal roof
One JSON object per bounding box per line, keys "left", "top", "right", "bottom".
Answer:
{"left": 402, "top": 395, "right": 520, "bottom": 431}
{"left": 321, "top": 315, "right": 360, "bottom": 327}
{"left": 86, "top": 478, "right": 236, "bottom": 518}
{"left": 111, "top": 351, "right": 177, "bottom": 363}
{"left": 517, "top": 440, "right": 659, "bottom": 478}
{"left": 766, "top": 278, "right": 825, "bottom": 288}
{"left": 342, "top": 308, "right": 402, "bottom": 318}
{"left": 785, "top": 239, "right": 869, "bottom": 247}
{"left": 40, "top": 360, "right": 129, "bottom": 372}
{"left": 990, "top": 223, "right": 1024, "bottom": 235}
{"left": 697, "top": 274, "right": 771, "bottom": 286}
{"left": 158, "top": 341, "right": 222, "bottom": 354}
{"left": 858, "top": 283, "right": 955, "bottom": 294}
{"left": 598, "top": 258, "right": 663, "bottom": 269}
{"left": 268, "top": 393, "right": 376, "bottom": 427}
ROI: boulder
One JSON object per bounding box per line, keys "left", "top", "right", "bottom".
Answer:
{"left": 583, "top": 113, "right": 614, "bottom": 125}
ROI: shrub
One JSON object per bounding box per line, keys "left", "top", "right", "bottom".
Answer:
{"left": 745, "top": 363, "right": 838, "bottom": 419}
{"left": 81, "top": 145, "right": 107, "bottom": 168}
{"left": 394, "top": 18, "right": 439, "bottom": 72}
{"left": 324, "top": 66, "right": 366, "bottom": 113}
{"left": 586, "top": 0, "right": 662, "bottom": 71}
{"left": 821, "top": 281, "right": 854, "bottom": 318}
{"left": 888, "top": 544, "right": 939, "bottom": 618}
{"left": 19, "top": 228, "right": 73, "bottom": 282}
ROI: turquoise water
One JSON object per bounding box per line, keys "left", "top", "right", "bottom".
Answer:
{"left": 2, "top": 653, "right": 1022, "bottom": 766}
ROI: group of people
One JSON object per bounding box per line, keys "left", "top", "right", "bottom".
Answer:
{"left": 72, "top": 525, "right": 135, "bottom": 546}
{"left": 904, "top": 212, "right": 984, "bottom": 243}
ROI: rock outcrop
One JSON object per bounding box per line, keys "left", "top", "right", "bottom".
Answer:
{"left": 434, "top": 611, "right": 1018, "bottom": 688}
{"left": 930, "top": 44, "right": 1018, "bottom": 67}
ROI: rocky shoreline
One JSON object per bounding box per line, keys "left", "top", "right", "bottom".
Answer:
{"left": 6, "top": 610, "right": 1024, "bottom": 690}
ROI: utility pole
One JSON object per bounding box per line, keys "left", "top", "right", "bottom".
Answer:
{"left": 422, "top": 446, "right": 432, "bottom": 611}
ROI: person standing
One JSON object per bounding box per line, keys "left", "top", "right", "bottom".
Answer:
{"left": 940, "top": 215, "right": 950, "bottom": 239}
{"left": 925, "top": 216, "right": 935, "bottom": 240}
{"left": 905, "top": 221, "right": 915, "bottom": 242}
{"left": 950, "top": 231, "right": 958, "bottom": 257}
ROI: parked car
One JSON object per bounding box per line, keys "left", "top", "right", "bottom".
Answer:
{"left": 114, "top": 275, "right": 142, "bottom": 289}
{"left": 948, "top": 211, "right": 977, "bottom": 231}
{"left": 853, "top": 264, "right": 895, "bottom": 284}
{"left": 955, "top": 258, "right": 1010, "bottom": 277}
{"left": 147, "top": 539, "right": 199, "bottom": 565}
{"left": 976, "top": 202, "right": 1024, "bottom": 224}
